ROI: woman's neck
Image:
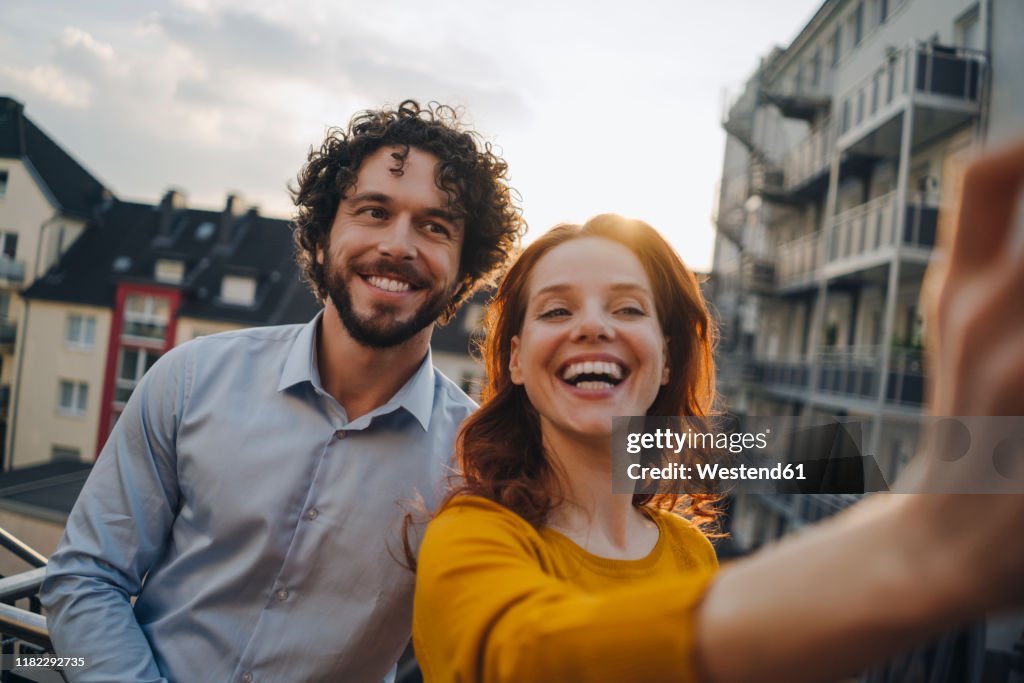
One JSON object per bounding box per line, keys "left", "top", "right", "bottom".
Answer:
{"left": 542, "top": 429, "right": 658, "bottom": 560}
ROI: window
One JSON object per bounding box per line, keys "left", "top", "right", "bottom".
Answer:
{"left": 831, "top": 26, "right": 842, "bottom": 67}
{"left": 0, "top": 292, "right": 9, "bottom": 320}
{"left": 155, "top": 259, "right": 185, "bottom": 284}
{"left": 955, "top": 5, "right": 981, "bottom": 50}
{"left": 220, "top": 275, "right": 256, "bottom": 306}
{"left": 123, "top": 295, "right": 170, "bottom": 342}
{"left": 0, "top": 170, "right": 8, "bottom": 199}
{"left": 878, "top": 0, "right": 889, "bottom": 23}
{"left": 810, "top": 48, "right": 822, "bottom": 86}
{"left": 115, "top": 347, "right": 160, "bottom": 403}
{"left": 58, "top": 380, "right": 88, "bottom": 415}
{"left": 1, "top": 232, "right": 17, "bottom": 259}
{"left": 52, "top": 445, "right": 81, "bottom": 462}
{"left": 66, "top": 313, "right": 97, "bottom": 349}
{"left": 853, "top": 2, "right": 864, "bottom": 45}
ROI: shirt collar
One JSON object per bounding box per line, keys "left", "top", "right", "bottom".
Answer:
{"left": 277, "top": 309, "right": 436, "bottom": 431}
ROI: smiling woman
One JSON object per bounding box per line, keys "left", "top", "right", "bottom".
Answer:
{"left": 410, "top": 140, "right": 1024, "bottom": 683}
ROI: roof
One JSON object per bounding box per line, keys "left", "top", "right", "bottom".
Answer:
{"left": 0, "top": 461, "right": 92, "bottom": 521}
{"left": 0, "top": 96, "right": 110, "bottom": 219}
{"left": 24, "top": 196, "right": 320, "bottom": 326}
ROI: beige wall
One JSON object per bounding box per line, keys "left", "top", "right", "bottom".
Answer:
{"left": 0, "top": 158, "right": 88, "bottom": 463}
{"left": 11, "top": 301, "right": 111, "bottom": 467}
{"left": 174, "top": 317, "right": 245, "bottom": 345}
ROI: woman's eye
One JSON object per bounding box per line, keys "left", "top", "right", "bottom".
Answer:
{"left": 539, "top": 307, "right": 570, "bottom": 319}
{"left": 617, "top": 306, "right": 647, "bottom": 316}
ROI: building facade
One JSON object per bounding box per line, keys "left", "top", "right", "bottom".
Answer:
{"left": 0, "top": 97, "right": 110, "bottom": 468}
{"left": 711, "top": 0, "right": 1023, "bottom": 676}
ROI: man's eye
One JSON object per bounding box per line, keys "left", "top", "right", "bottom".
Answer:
{"left": 425, "top": 222, "right": 451, "bottom": 238}
{"left": 361, "top": 207, "right": 387, "bottom": 219}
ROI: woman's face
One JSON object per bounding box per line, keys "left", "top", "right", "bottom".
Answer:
{"left": 509, "top": 236, "right": 669, "bottom": 446}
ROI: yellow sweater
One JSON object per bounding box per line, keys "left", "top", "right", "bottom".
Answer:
{"left": 413, "top": 495, "right": 719, "bottom": 683}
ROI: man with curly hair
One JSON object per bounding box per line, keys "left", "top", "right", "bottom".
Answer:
{"left": 41, "top": 101, "right": 524, "bottom": 683}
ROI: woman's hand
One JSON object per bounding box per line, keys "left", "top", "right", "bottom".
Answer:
{"left": 925, "top": 139, "right": 1024, "bottom": 418}
{"left": 899, "top": 138, "right": 1024, "bottom": 610}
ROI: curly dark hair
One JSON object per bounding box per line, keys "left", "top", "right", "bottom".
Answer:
{"left": 291, "top": 100, "right": 524, "bottom": 322}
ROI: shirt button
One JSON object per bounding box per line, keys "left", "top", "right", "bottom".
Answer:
{"left": 241, "top": 673, "right": 253, "bottom": 683}
{"left": 275, "top": 589, "right": 289, "bottom": 602}
{"left": 335, "top": 430, "right": 346, "bottom": 439}
{"left": 305, "top": 508, "right": 319, "bottom": 521}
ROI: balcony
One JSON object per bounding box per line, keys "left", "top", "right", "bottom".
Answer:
{"left": 774, "top": 232, "right": 821, "bottom": 292}
{"left": 753, "top": 356, "right": 811, "bottom": 400}
{"left": 0, "top": 257, "right": 25, "bottom": 284}
{"left": 817, "top": 345, "right": 925, "bottom": 407}
{"left": 836, "top": 42, "right": 985, "bottom": 154}
{"left": 0, "top": 319, "right": 15, "bottom": 354}
{"left": 761, "top": 67, "right": 834, "bottom": 121}
{"left": 740, "top": 253, "right": 775, "bottom": 294}
{"left": 824, "top": 191, "right": 938, "bottom": 276}
{"left": 783, "top": 121, "right": 833, "bottom": 194}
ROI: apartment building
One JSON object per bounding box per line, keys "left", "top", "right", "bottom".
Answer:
{"left": 712, "top": 1, "right": 1023, "bottom": 673}
{"left": 0, "top": 97, "right": 110, "bottom": 469}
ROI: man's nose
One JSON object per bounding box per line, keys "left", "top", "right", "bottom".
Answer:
{"left": 376, "top": 216, "right": 417, "bottom": 260}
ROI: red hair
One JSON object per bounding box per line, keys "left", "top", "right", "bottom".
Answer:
{"left": 445, "top": 214, "right": 721, "bottom": 530}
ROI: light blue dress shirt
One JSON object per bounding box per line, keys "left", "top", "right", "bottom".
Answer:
{"left": 40, "top": 312, "right": 476, "bottom": 683}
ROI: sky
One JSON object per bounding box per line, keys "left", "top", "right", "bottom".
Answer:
{"left": 0, "top": 0, "right": 825, "bottom": 272}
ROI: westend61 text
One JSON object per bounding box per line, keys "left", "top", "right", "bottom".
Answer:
{"left": 626, "top": 462, "right": 807, "bottom": 481}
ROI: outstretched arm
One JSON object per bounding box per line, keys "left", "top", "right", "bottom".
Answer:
{"left": 695, "top": 140, "right": 1024, "bottom": 682}
{"left": 40, "top": 343, "right": 192, "bottom": 683}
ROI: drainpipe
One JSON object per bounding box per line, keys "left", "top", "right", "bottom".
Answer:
{"left": 5, "top": 213, "right": 61, "bottom": 470}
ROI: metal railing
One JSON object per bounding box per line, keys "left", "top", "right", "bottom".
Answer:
{"left": 1, "top": 526, "right": 54, "bottom": 682}
{"left": 784, "top": 119, "right": 833, "bottom": 192}
{"left": 0, "top": 259, "right": 25, "bottom": 283}
{"left": 775, "top": 231, "right": 821, "bottom": 287}
{"left": 837, "top": 42, "right": 986, "bottom": 138}
{"left": 826, "top": 191, "right": 939, "bottom": 264}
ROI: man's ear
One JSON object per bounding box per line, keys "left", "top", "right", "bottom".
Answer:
{"left": 510, "top": 336, "right": 524, "bottom": 385}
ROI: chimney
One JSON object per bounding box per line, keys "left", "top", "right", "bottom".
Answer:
{"left": 219, "top": 193, "right": 245, "bottom": 244}
{"left": 159, "top": 189, "right": 186, "bottom": 236}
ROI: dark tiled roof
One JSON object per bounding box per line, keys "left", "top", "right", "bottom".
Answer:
{"left": 0, "top": 96, "right": 109, "bottom": 218}
{"left": 0, "top": 461, "right": 92, "bottom": 518}
{"left": 24, "top": 197, "right": 320, "bottom": 326}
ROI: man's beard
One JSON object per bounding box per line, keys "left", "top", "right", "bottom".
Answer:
{"left": 326, "top": 259, "right": 453, "bottom": 349}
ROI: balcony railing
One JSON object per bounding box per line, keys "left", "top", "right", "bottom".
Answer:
{"left": 837, "top": 42, "right": 986, "bottom": 138}
{"left": 0, "top": 320, "right": 15, "bottom": 351}
{"left": 826, "top": 192, "right": 939, "bottom": 264}
{"left": 775, "top": 232, "right": 821, "bottom": 288}
{"left": 761, "top": 68, "right": 834, "bottom": 121}
{"left": 817, "top": 345, "right": 925, "bottom": 406}
{"left": 0, "top": 258, "right": 25, "bottom": 283}
{"left": 783, "top": 120, "right": 833, "bottom": 192}
{"left": 755, "top": 357, "right": 811, "bottom": 390}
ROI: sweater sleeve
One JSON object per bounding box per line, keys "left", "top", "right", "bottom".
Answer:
{"left": 412, "top": 496, "right": 716, "bottom": 683}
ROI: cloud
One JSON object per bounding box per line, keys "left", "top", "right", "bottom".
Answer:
{"left": 0, "top": 64, "right": 92, "bottom": 108}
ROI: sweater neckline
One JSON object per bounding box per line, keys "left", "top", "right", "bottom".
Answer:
{"left": 539, "top": 508, "right": 666, "bottom": 572}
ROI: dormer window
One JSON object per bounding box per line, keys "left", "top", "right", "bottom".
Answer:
{"left": 155, "top": 259, "right": 185, "bottom": 284}
{"left": 221, "top": 275, "right": 256, "bottom": 306}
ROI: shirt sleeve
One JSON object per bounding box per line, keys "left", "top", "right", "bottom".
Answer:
{"left": 39, "top": 342, "right": 194, "bottom": 683}
{"left": 412, "top": 496, "right": 716, "bottom": 683}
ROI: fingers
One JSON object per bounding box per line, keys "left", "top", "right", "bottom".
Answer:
{"left": 946, "top": 138, "right": 1024, "bottom": 270}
